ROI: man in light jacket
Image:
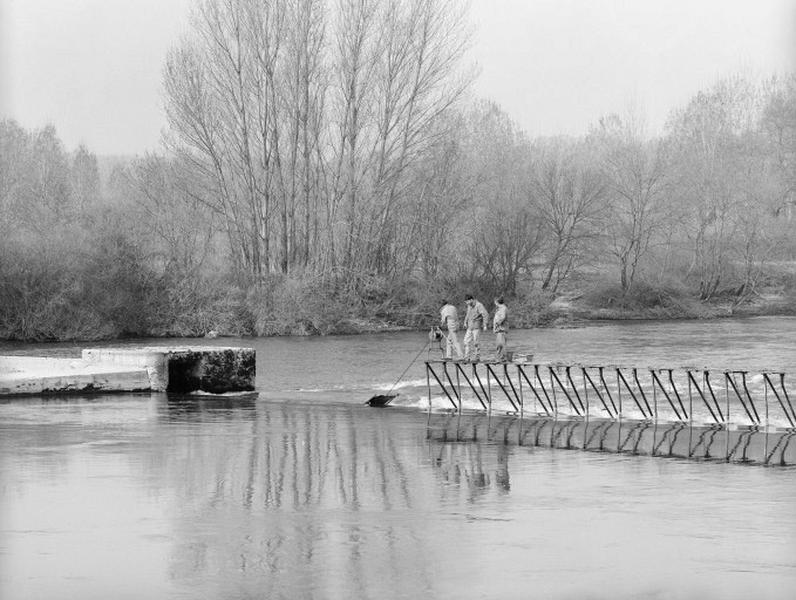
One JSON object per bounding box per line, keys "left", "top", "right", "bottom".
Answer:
{"left": 463, "top": 294, "right": 489, "bottom": 362}
{"left": 439, "top": 299, "right": 463, "bottom": 360}
{"left": 493, "top": 296, "right": 508, "bottom": 362}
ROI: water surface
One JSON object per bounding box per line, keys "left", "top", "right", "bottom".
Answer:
{"left": 2, "top": 318, "right": 796, "bottom": 599}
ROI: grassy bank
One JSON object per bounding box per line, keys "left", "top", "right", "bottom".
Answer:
{"left": 8, "top": 284, "right": 796, "bottom": 344}
{"left": 3, "top": 237, "right": 796, "bottom": 342}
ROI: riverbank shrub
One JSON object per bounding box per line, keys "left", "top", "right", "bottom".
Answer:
{"left": 244, "top": 274, "right": 353, "bottom": 336}
{"left": 580, "top": 279, "right": 704, "bottom": 318}
{"left": 0, "top": 229, "right": 158, "bottom": 340}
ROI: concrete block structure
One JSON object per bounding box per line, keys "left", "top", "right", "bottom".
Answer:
{"left": 82, "top": 347, "right": 256, "bottom": 393}
{"left": 0, "top": 346, "right": 255, "bottom": 396}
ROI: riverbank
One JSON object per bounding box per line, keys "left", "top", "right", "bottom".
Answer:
{"left": 529, "top": 290, "right": 796, "bottom": 328}
{"left": 2, "top": 272, "right": 795, "bottom": 342}
{"left": 179, "top": 289, "right": 796, "bottom": 337}
{"left": 321, "top": 288, "right": 796, "bottom": 335}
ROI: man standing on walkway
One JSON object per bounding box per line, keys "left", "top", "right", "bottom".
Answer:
{"left": 439, "top": 299, "right": 463, "bottom": 360}
{"left": 463, "top": 294, "right": 489, "bottom": 362}
{"left": 493, "top": 297, "right": 508, "bottom": 361}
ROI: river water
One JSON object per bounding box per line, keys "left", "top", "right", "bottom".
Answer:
{"left": 1, "top": 317, "right": 795, "bottom": 599}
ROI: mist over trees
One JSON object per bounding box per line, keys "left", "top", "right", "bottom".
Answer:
{"left": 1, "top": 0, "right": 795, "bottom": 341}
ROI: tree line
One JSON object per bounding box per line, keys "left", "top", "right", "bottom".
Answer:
{"left": 1, "top": 0, "right": 795, "bottom": 341}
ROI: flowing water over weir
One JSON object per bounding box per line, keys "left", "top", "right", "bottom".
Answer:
{"left": 424, "top": 360, "right": 796, "bottom": 466}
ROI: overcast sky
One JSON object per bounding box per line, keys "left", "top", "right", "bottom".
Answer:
{"left": 1, "top": 0, "right": 794, "bottom": 156}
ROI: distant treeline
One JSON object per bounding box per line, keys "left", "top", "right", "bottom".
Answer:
{"left": 1, "top": 0, "right": 795, "bottom": 341}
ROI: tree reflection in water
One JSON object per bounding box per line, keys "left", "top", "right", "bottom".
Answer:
{"left": 2, "top": 394, "right": 795, "bottom": 599}
{"left": 154, "top": 399, "right": 457, "bottom": 598}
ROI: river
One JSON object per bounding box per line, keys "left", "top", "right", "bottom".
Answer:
{"left": 1, "top": 317, "right": 795, "bottom": 599}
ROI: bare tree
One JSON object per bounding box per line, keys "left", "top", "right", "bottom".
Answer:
{"left": 761, "top": 74, "right": 796, "bottom": 224}
{"left": 591, "top": 114, "right": 670, "bottom": 294}
{"left": 162, "top": 0, "right": 471, "bottom": 283}
{"left": 530, "top": 138, "right": 606, "bottom": 292}
{"left": 454, "top": 102, "right": 544, "bottom": 295}
{"left": 666, "top": 75, "right": 773, "bottom": 301}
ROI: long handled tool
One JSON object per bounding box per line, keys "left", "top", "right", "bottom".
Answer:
{"left": 366, "top": 331, "right": 439, "bottom": 407}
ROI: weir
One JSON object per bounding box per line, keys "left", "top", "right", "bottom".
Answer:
{"left": 424, "top": 360, "right": 796, "bottom": 466}
{"left": 0, "top": 346, "right": 255, "bottom": 396}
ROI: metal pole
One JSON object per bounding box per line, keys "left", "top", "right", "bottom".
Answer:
{"left": 564, "top": 366, "right": 585, "bottom": 414}
{"left": 617, "top": 368, "right": 647, "bottom": 418}
{"left": 725, "top": 374, "right": 730, "bottom": 426}
{"left": 667, "top": 369, "right": 688, "bottom": 420}
{"left": 426, "top": 362, "right": 432, "bottom": 412}
{"left": 687, "top": 370, "right": 719, "bottom": 424}
{"left": 582, "top": 369, "right": 589, "bottom": 419}
{"left": 780, "top": 373, "right": 796, "bottom": 425}
{"left": 764, "top": 388, "right": 769, "bottom": 460}
{"left": 740, "top": 372, "right": 761, "bottom": 425}
{"left": 549, "top": 366, "right": 582, "bottom": 416}
{"left": 428, "top": 363, "right": 459, "bottom": 409}
{"left": 455, "top": 363, "right": 462, "bottom": 415}
{"left": 687, "top": 372, "right": 693, "bottom": 424}
{"left": 762, "top": 373, "right": 796, "bottom": 429}
{"left": 454, "top": 363, "right": 487, "bottom": 410}
{"left": 503, "top": 362, "right": 522, "bottom": 412}
{"left": 597, "top": 366, "right": 618, "bottom": 416}
{"left": 632, "top": 368, "right": 652, "bottom": 418}
{"left": 584, "top": 368, "right": 613, "bottom": 418}
{"left": 704, "top": 370, "right": 724, "bottom": 423}
{"left": 651, "top": 369, "right": 682, "bottom": 421}
{"left": 519, "top": 366, "right": 550, "bottom": 416}
{"left": 471, "top": 364, "right": 491, "bottom": 410}
{"left": 486, "top": 364, "right": 492, "bottom": 417}
{"left": 426, "top": 362, "right": 432, "bottom": 438}
{"left": 486, "top": 363, "right": 518, "bottom": 411}
{"left": 534, "top": 364, "right": 554, "bottom": 416}
{"left": 726, "top": 372, "right": 755, "bottom": 424}
{"left": 443, "top": 361, "right": 460, "bottom": 405}
{"left": 764, "top": 377, "right": 769, "bottom": 431}
{"left": 652, "top": 372, "right": 658, "bottom": 422}
{"left": 519, "top": 364, "right": 525, "bottom": 425}
{"left": 725, "top": 376, "right": 731, "bottom": 461}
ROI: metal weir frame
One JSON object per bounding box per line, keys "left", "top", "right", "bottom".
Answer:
{"left": 424, "top": 360, "right": 796, "bottom": 432}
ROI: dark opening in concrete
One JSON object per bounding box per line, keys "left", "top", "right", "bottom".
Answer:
{"left": 167, "top": 349, "right": 256, "bottom": 394}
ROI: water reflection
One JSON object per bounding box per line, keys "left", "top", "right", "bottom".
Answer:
{"left": 145, "top": 400, "right": 448, "bottom": 598}
{"left": 3, "top": 390, "right": 796, "bottom": 598}
{"left": 427, "top": 412, "right": 796, "bottom": 466}
{"left": 162, "top": 393, "right": 259, "bottom": 420}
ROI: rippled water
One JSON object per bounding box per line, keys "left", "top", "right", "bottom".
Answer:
{"left": 2, "top": 318, "right": 796, "bottom": 599}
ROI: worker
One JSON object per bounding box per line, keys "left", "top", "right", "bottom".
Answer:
{"left": 493, "top": 296, "right": 509, "bottom": 361}
{"left": 462, "top": 294, "right": 489, "bottom": 362}
{"left": 439, "top": 299, "right": 463, "bottom": 360}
